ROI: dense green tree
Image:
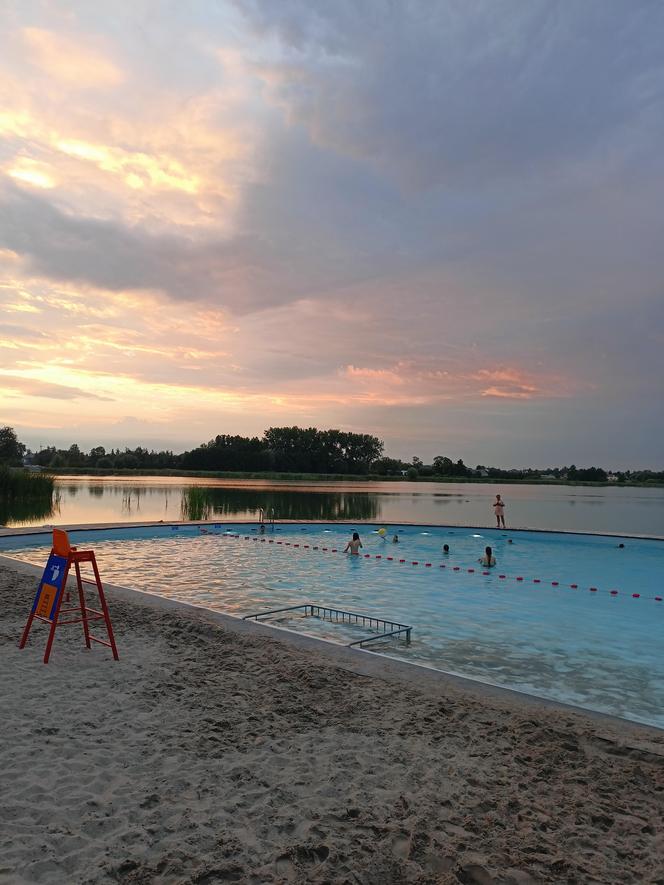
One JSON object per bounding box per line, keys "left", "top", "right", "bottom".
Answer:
{"left": 371, "top": 456, "right": 405, "bottom": 475}
{"left": 262, "top": 427, "right": 382, "bottom": 474}
{"left": 0, "top": 426, "right": 25, "bottom": 465}
{"left": 433, "top": 455, "right": 470, "bottom": 477}
{"left": 182, "top": 434, "right": 268, "bottom": 471}
{"left": 433, "top": 456, "right": 454, "bottom": 475}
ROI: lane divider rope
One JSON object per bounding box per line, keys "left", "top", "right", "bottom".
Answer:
{"left": 203, "top": 530, "right": 662, "bottom": 603}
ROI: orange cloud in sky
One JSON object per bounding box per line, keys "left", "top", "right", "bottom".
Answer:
{"left": 0, "top": 110, "right": 31, "bottom": 138}
{"left": 474, "top": 367, "right": 539, "bottom": 399}
{"left": 341, "top": 361, "right": 572, "bottom": 405}
{"left": 6, "top": 159, "right": 56, "bottom": 189}
{"left": 21, "top": 27, "right": 124, "bottom": 87}
{"left": 0, "top": 44, "right": 259, "bottom": 232}
{"left": 56, "top": 139, "right": 200, "bottom": 194}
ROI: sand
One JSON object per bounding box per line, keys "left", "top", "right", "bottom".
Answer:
{"left": 1, "top": 558, "right": 663, "bottom": 885}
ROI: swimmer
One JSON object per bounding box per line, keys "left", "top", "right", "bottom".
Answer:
{"left": 392, "top": 534, "right": 399, "bottom": 543}
{"left": 479, "top": 545, "right": 496, "bottom": 567}
{"left": 507, "top": 539, "right": 513, "bottom": 544}
{"left": 442, "top": 544, "right": 450, "bottom": 554}
{"left": 344, "top": 532, "right": 363, "bottom": 555}
{"left": 617, "top": 543, "right": 625, "bottom": 548}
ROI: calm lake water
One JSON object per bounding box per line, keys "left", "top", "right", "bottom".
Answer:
{"left": 3, "top": 476, "right": 664, "bottom": 536}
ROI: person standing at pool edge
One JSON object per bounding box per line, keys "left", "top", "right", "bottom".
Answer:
{"left": 493, "top": 494, "right": 506, "bottom": 528}
{"left": 344, "top": 532, "right": 363, "bottom": 555}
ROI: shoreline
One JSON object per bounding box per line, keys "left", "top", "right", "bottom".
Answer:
{"left": 2, "top": 559, "right": 663, "bottom": 883}
{"left": 40, "top": 468, "right": 664, "bottom": 488}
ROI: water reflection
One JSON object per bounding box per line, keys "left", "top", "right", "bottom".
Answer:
{"left": 3, "top": 477, "right": 664, "bottom": 534}
{"left": 0, "top": 489, "right": 59, "bottom": 526}
{"left": 180, "top": 486, "right": 379, "bottom": 522}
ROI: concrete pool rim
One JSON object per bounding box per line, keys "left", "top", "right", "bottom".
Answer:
{"left": 1, "top": 518, "right": 664, "bottom": 542}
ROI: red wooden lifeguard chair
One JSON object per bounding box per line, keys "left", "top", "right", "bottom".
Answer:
{"left": 19, "top": 529, "right": 119, "bottom": 664}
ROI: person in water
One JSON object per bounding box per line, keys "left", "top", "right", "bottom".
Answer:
{"left": 344, "top": 532, "right": 363, "bottom": 555}
{"left": 493, "top": 494, "right": 506, "bottom": 528}
{"left": 392, "top": 534, "right": 399, "bottom": 543}
{"left": 442, "top": 544, "right": 450, "bottom": 554}
{"left": 479, "top": 545, "right": 496, "bottom": 567}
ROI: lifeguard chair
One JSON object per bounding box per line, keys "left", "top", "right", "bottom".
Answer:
{"left": 19, "top": 529, "right": 119, "bottom": 664}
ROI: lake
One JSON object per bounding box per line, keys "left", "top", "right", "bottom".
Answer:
{"left": 3, "top": 476, "right": 664, "bottom": 536}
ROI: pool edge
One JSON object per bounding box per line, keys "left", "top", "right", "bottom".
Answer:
{"left": 1, "top": 518, "right": 663, "bottom": 542}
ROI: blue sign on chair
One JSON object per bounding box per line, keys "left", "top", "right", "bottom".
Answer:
{"left": 31, "top": 553, "right": 68, "bottom": 621}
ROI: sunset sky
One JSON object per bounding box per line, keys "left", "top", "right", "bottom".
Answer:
{"left": 1, "top": 1, "right": 662, "bottom": 468}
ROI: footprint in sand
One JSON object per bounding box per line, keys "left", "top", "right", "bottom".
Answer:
{"left": 275, "top": 843, "right": 330, "bottom": 877}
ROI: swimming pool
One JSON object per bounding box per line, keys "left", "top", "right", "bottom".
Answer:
{"left": 2, "top": 522, "right": 663, "bottom": 728}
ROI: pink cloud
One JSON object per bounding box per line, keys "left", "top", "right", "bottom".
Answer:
{"left": 340, "top": 360, "right": 575, "bottom": 405}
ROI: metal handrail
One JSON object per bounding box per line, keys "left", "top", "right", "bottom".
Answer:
{"left": 243, "top": 602, "right": 412, "bottom": 647}
{"left": 258, "top": 508, "right": 276, "bottom": 526}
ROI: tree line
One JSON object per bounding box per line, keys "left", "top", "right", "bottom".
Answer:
{"left": 2, "top": 425, "right": 663, "bottom": 483}
{"left": 14, "top": 426, "right": 385, "bottom": 475}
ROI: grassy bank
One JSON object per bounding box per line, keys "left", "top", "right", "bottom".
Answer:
{"left": 0, "top": 467, "right": 56, "bottom": 525}
{"left": 47, "top": 468, "right": 664, "bottom": 488}
{"left": 0, "top": 467, "right": 55, "bottom": 497}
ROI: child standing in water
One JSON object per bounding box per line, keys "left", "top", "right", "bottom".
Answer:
{"left": 344, "top": 532, "right": 363, "bottom": 555}
{"left": 479, "top": 546, "right": 496, "bottom": 567}
{"left": 493, "top": 494, "right": 506, "bottom": 528}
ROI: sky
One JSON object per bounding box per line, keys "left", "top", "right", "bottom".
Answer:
{"left": 0, "top": 0, "right": 663, "bottom": 469}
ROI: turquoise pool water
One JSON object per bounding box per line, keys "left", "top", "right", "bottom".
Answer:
{"left": 2, "top": 522, "right": 663, "bottom": 728}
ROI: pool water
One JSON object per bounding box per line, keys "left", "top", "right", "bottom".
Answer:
{"left": 2, "top": 522, "right": 663, "bottom": 728}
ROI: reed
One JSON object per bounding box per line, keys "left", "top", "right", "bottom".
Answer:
{"left": 0, "top": 467, "right": 56, "bottom": 525}
{"left": 180, "top": 486, "right": 211, "bottom": 521}
{"left": 0, "top": 467, "right": 55, "bottom": 498}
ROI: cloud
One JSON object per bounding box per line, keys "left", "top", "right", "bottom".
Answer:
{"left": 21, "top": 26, "right": 124, "bottom": 87}
{"left": 0, "top": 323, "right": 47, "bottom": 340}
{"left": 341, "top": 360, "right": 571, "bottom": 406}
{"left": 241, "top": 0, "right": 664, "bottom": 188}
{"left": 0, "top": 373, "right": 114, "bottom": 401}
{"left": 0, "top": 184, "right": 281, "bottom": 312}
{"left": 0, "top": 181, "right": 410, "bottom": 313}
{"left": 0, "top": 3, "right": 663, "bottom": 466}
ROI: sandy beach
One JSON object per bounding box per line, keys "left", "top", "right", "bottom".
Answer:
{"left": 1, "top": 558, "right": 663, "bottom": 885}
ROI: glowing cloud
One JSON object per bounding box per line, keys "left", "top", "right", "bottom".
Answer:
{"left": 6, "top": 159, "right": 56, "bottom": 189}
{"left": 56, "top": 140, "right": 200, "bottom": 194}
{"left": 21, "top": 27, "right": 124, "bottom": 87}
